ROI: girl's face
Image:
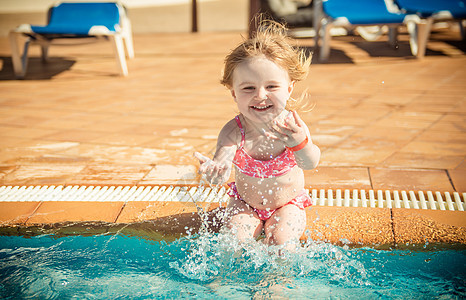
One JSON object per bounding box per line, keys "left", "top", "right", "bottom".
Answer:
{"left": 231, "top": 56, "right": 294, "bottom": 125}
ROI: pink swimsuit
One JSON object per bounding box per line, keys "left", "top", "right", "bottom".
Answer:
{"left": 232, "top": 116, "right": 297, "bottom": 178}
{"left": 227, "top": 115, "right": 312, "bottom": 221}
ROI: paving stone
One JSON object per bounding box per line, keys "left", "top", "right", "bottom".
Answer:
{"left": 0, "top": 27, "right": 464, "bottom": 206}
{"left": 370, "top": 168, "right": 454, "bottom": 192}
{"left": 448, "top": 169, "right": 466, "bottom": 193}
{"left": 304, "top": 167, "right": 371, "bottom": 190}
{"left": 306, "top": 206, "right": 394, "bottom": 246}
{"left": 0, "top": 202, "right": 41, "bottom": 225}
{"left": 26, "top": 201, "right": 124, "bottom": 224}
{"left": 392, "top": 208, "right": 466, "bottom": 245}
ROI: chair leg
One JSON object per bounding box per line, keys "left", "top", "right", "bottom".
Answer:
{"left": 9, "top": 31, "right": 29, "bottom": 79}
{"left": 41, "top": 44, "right": 49, "bottom": 62}
{"left": 319, "top": 19, "right": 332, "bottom": 62}
{"left": 460, "top": 20, "right": 465, "bottom": 41}
{"left": 110, "top": 34, "right": 128, "bottom": 76}
{"left": 122, "top": 19, "right": 135, "bottom": 59}
{"left": 313, "top": 0, "right": 323, "bottom": 49}
{"left": 123, "top": 31, "right": 134, "bottom": 59}
{"left": 388, "top": 26, "right": 398, "bottom": 48}
{"left": 408, "top": 18, "right": 432, "bottom": 58}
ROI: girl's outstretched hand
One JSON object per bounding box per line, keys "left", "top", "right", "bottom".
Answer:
{"left": 266, "top": 110, "right": 309, "bottom": 149}
{"left": 194, "top": 152, "right": 231, "bottom": 185}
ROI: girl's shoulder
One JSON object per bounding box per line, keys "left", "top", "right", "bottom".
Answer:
{"left": 217, "top": 117, "right": 241, "bottom": 148}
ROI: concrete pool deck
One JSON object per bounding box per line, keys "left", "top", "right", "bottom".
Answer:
{"left": 0, "top": 26, "right": 465, "bottom": 245}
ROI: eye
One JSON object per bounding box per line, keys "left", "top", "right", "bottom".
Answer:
{"left": 242, "top": 86, "right": 255, "bottom": 91}
{"left": 267, "top": 85, "right": 279, "bottom": 90}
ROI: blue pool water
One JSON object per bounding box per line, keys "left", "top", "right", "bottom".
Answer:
{"left": 0, "top": 231, "right": 465, "bottom": 299}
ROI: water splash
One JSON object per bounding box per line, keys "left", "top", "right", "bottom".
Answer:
{"left": 169, "top": 180, "right": 371, "bottom": 289}
{"left": 168, "top": 227, "right": 370, "bottom": 287}
{"left": 1, "top": 233, "right": 465, "bottom": 299}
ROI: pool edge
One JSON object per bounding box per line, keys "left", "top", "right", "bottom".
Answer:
{"left": 0, "top": 185, "right": 465, "bottom": 247}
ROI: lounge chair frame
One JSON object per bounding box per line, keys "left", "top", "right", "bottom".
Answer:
{"left": 313, "top": 0, "right": 431, "bottom": 62}
{"left": 9, "top": 1, "right": 134, "bottom": 78}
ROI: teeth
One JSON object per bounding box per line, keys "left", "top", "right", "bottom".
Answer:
{"left": 252, "top": 105, "right": 272, "bottom": 110}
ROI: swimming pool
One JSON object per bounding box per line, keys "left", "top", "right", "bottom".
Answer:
{"left": 1, "top": 231, "right": 465, "bottom": 299}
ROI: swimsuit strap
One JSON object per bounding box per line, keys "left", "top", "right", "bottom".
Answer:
{"left": 234, "top": 115, "right": 245, "bottom": 148}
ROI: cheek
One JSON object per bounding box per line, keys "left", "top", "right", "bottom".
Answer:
{"left": 235, "top": 92, "right": 251, "bottom": 103}
{"left": 273, "top": 90, "right": 290, "bottom": 102}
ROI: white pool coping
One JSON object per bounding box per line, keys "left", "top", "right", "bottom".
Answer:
{"left": 0, "top": 185, "right": 464, "bottom": 211}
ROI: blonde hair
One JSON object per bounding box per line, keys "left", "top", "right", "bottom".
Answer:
{"left": 221, "top": 19, "right": 312, "bottom": 111}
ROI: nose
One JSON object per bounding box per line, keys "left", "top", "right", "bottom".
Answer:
{"left": 256, "top": 87, "right": 268, "bottom": 100}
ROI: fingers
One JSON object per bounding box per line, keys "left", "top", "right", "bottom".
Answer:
{"left": 270, "top": 118, "right": 297, "bottom": 138}
{"left": 264, "top": 130, "right": 280, "bottom": 140}
{"left": 291, "top": 110, "right": 306, "bottom": 127}
{"left": 265, "top": 111, "right": 309, "bottom": 147}
{"left": 194, "top": 152, "right": 228, "bottom": 184}
{"left": 194, "top": 152, "right": 213, "bottom": 175}
{"left": 208, "top": 164, "right": 225, "bottom": 184}
{"left": 194, "top": 151, "right": 209, "bottom": 163}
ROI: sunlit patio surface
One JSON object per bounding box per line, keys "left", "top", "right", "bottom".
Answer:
{"left": 0, "top": 26, "right": 465, "bottom": 194}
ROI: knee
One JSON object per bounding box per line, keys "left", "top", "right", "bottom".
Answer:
{"left": 266, "top": 225, "right": 301, "bottom": 246}
{"left": 226, "top": 213, "right": 262, "bottom": 240}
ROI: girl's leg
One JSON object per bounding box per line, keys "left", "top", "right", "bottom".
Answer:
{"left": 263, "top": 204, "right": 306, "bottom": 250}
{"left": 226, "top": 196, "right": 263, "bottom": 242}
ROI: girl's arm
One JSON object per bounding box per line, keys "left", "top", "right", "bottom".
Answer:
{"left": 290, "top": 131, "right": 321, "bottom": 170}
{"left": 267, "top": 110, "right": 320, "bottom": 170}
{"left": 194, "top": 120, "right": 238, "bottom": 184}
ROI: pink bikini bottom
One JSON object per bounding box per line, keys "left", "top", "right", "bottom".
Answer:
{"left": 227, "top": 182, "right": 313, "bottom": 221}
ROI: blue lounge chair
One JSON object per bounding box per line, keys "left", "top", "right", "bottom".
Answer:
{"left": 395, "top": 0, "right": 466, "bottom": 19}
{"left": 395, "top": 0, "right": 466, "bottom": 40}
{"left": 313, "top": 0, "right": 429, "bottom": 61}
{"left": 9, "top": 2, "right": 134, "bottom": 78}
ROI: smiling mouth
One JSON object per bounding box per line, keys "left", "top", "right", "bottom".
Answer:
{"left": 251, "top": 105, "right": 273, "bottom": 111}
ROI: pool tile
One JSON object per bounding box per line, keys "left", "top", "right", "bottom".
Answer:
{"left": 0, "top": 136, "right": 31, "bottom": 149}
{"left": 306, "top": 206, "right": 393, "bottom": 246}
{"left": 391, "top": 208, "right": 466, "bottom": 245}
{"left": 0, "top": 28, "right": 464, "bottom": 246}
{"left": 321, "top": 146, "right": 397, "bottom": 167}
{"left": 117, "top": 201, "right": 220, "bottom": 223}
{"left": 400, "top": 140, "right": 466, "bottom": 156}
{"left": 0, "top": 165, "right": 16, "bottom": 179}
{"left": 454, "top": 160, "right": 466, "bottom": 171}
{"left": 0, "top": 115, "right": 48, "bottom": 127}
{"left": 1, "top": 165, "right": 86, "bottom": 186}
{"left": 139, "top": 164, "right": 199, "bottom": 185}
{"left": 370, "top": 168, "right": 454, "bottom": 192}
{"left": 68, "top": 165, "right": 153, "bottom": 186}
{"left": 374, "top": 118, "right": 435, "bottom": 130}
{"left": 96, "top": 133, "right": 158, "bottom": 147}
{"left": 304, "top": 167, "right": 372, "bottom": 190}
{"left": 448, "top": 169, "right": 466, "bottom": 193}
{"left": 26, "top": 201, "right": 124, "bottom": 224}
{"left": 116, "top": 201, "right": 222, "bottom": 236}
{"left": 381, "top": 152, "right": 464, "bottom": 170}
{"left": 142, "top": 137, "right": 208, "bottom": 151}
{"left": 42, "top": 130, "right": 108, "bottom": 143}
{"left": 0, "top": 126, "right": 58, "bottom": 140}
{"left": 37, "top": 117, "right": 95, "bottom": 131}
{"left": 0, "top": 202, "right": 41, "bottom": 225}
{"left": 80, "top": 120, "right": 138, "bottom": 133}
{"left": 60, "top": 144, "right": 171, "bottom": 165}
{"left": 353, "top": 126, "right": 420, "bottom": 141}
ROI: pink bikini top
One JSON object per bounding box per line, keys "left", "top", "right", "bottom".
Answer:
{"left": 232, "top": 115, "right": 297, "bottom": 178}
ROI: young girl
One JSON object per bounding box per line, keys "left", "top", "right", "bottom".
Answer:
{"left": 194, "top": 21, "right": 320, "bottom": 251}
